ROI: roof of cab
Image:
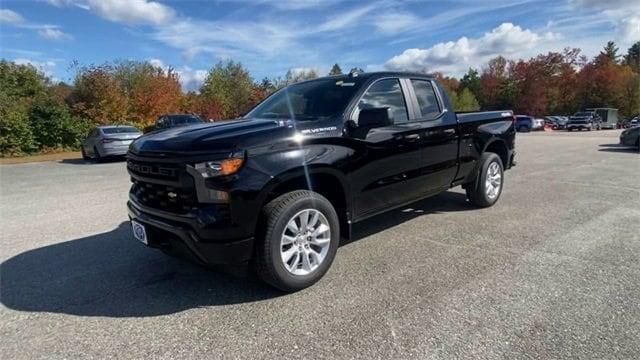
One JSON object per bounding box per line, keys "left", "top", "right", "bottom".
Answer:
{"left": 297, "top": 71, "right": 436, "bottom": 84}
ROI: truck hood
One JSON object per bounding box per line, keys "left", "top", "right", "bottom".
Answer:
{"left": 130, "top": 118, "right": 285, "bottom": 155}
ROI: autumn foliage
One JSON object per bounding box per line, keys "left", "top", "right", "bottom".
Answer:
{"left": 1, "top": 40, "right": 639, "bottom": 156}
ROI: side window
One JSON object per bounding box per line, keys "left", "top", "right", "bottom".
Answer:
{"left": 355, "top": 78, "right": 408, "bottom": 124}
{"left": 411, "top": 80, "right": 441, "bottom": 119}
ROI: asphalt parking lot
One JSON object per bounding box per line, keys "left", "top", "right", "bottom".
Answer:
{"left": 1, "top": 129, "right": 639, "bottom": 359}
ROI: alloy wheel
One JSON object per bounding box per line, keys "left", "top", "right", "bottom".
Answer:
{"left": 280, "top": 209, "right": 331, "bottom": 276}
{"left": 485, "top": 162, "right": 502, "bottom": 200}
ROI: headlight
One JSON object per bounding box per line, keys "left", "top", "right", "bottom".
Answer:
{"left": 193, "top": 154, "right": 245, "bottom": 178}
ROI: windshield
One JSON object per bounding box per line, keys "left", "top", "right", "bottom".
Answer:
{"left": 169, "top": 115, "right": 203, "bottom": 124}
{"left": 247, "top": 78, "right": 364, "bottom": 120}
{"left": 102, "top": 127, "right": 140, "bottom": 134}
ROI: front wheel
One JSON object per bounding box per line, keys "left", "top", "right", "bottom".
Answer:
{"left": 465, "top": 152, "right": 504, "bottom": 208}
{"left": 256, "top": 190, "right": 340, "bottom": 292}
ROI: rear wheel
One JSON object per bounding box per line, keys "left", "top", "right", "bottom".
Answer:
{"left": 466, "top": 152, "right": 504, "bottom": 208}
{"left": 93, "top": 146, "right": 102, "bottom": 162}
{"left": 255, "top": 190, "right": 340, "bottom": 292}
{"left": 81, "top": 147, "right": 90, "bottom": 161}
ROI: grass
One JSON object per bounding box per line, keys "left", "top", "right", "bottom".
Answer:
{"left": 0, "top": 151, "right": 82, "bottom": 165}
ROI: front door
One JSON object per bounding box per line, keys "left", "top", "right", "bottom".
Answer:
{"left": 349, "top": 78, "right": 427, "bottom": 218}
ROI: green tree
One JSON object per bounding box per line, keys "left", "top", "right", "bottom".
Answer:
{"left": 0, "top": 60, "right": 48, "bottom": 99}
{"left": 459, "top": 68, "right": 480, "bottom": 98}
{"left": 0, "top": 93, "right": 35, "bottom": 155}
{"left": 329, "top": 63, "right": 343, "bottom": 75}
{"left": 455, "top": 88, "right": 481, "bottom": 111}
{"left": 600, "top": 41, "right": 620, "bottom": 62}
{"left": 29, "top": 94, "right": 90, "bottom": 150}
{"left": 0, "top": 60, "right": 49, "bottom": 155}
{"left": 285, "top": 68, "right": 318, "bottom": 84}
{"left": 624, "top": 41, "right": 640, "bottom": 73}
{"left": 200, "top": 61, "right": 255, "bottom": 120}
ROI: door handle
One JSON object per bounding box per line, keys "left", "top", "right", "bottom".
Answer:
{"left": 404, "top": 134, "right": 420, "bottom": 141}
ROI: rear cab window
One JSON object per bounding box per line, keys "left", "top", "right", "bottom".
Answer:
{"left": 410, "top": 79, "right": 441, "bottom": 119}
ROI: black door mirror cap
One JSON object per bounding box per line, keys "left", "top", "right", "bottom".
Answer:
{"left": 358, "top": 107, "right": 393, "bottom": 128}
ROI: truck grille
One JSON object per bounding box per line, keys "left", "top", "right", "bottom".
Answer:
{"left": 131, "top": 179, "right": 198, "bottom": 214}
{"left": 126, "top": 159, "right": 181, "bottom": 181}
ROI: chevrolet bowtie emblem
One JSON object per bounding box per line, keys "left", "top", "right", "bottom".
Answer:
{"left": 167, "top": 192, "right": 177, "bottom": 199}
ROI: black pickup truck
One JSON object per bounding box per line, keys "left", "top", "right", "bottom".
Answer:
{"left": 127, "top": 72, "right": 516, "bottom": 291}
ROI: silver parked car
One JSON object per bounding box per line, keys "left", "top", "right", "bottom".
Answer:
{"left": 82, "top": 125, "right": 142, "bottom": 161}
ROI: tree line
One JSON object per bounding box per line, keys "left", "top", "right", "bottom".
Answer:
{"left": 1, "top": 40, "right": 638, "bottom": 156}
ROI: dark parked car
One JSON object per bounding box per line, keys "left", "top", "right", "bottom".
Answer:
{"left": 127, "top": 72, "right": 516, "bottom": 291}
{"left": 515, "top": 115, "right": 543, "bottom": 132}
{"left": 155, "top": 114, "right": 204, "bottom": 130}
{"left": 82, "top": 125, "right": 142, "bottom": 161}
{"left": 619, "top": 126, "right": 640, "bottom": 149}
{"left": 544, "top": 116, "right": 568, "bottom": 130}
{"left": 567, "top": 111, "right": 601, "bottom": 131}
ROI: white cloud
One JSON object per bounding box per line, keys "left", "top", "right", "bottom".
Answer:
{"left": 316, "top": 3, "right": 379, "bottom": 32}
{"left": 385, "top": 23, "right": 559, "bottom": 75}
{"left": 148, "top": 58, "right": 165, "bottom": 69}
{"left": 373, "top": 12, "right": 420, "bottom": 34}
{"left": 37, "top": 27, "right": 72, "bottom": 40}
{"left": 147, "top": 58, "right": 207, "bottom": 91}
{"left": 44, "top": 0, "right": 76, "bottom": 6}
{"left": 86, "top": 0, "right": 175, "bottom": 25}
{"left": 46, "top": 0, "right": 175, "bottom": 25}
{"left": 0, "top": 9, "right": 24, "bottom": 24}
{"left": 177, "top": 66, "right": 208, "bottom": 92}
{"left": 154, "top": 19, "right": 299, "bottom": 60}
{"left": 570, "top": 0, "right": 640, "bottom": 44}
{"left": 263, "top": 0, "right": 338, "bottom": 10}
{"left": 618, "top": 16, "right": 640, "bottom": 43}
{"left": 13, "top": 58, "right": 57, "bottom": 78}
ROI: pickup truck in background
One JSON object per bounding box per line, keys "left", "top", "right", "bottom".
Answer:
{"left": 155, "top": 114, "right": 205, "bottom": 130}
{"left": 567, "top": 111, "right": 601, "bottom": 131}
{"left": 127, "top": 72, "right": 516, "bottom": 291}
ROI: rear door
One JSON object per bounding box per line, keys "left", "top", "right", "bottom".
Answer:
{"left": 406, "top": 79, "right": 459, "bottom": 193}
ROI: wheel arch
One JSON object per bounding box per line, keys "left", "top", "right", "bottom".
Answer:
{"left": 257, "top": 166, "right": 351, "bottom": 239}
{"left": 483, "top": 139, "right": 509, "bottom": 168}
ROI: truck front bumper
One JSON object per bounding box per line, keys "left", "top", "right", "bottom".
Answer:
{"left": 127, "top": 200, "right": 254, "bottom": 265}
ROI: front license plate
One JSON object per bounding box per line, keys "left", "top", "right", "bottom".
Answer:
{"left": 131, "top": 220, "right": 148, "bottom": 245}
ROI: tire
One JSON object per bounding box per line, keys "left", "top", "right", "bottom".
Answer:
{"left": 517, "top": 126, "right": 529, "bottom": 132}
{"left": 81, "top": 147, "right": 90, "bottom": 161}
{"left": 93, "top": 146, "right": 102, "bottom": 162}
{"left": 567, "top": 128, "right": 572, "bottom": 132}
{"left": 255, "top": 190, "right": 340, "bottom": 292}
{"left": 465, "top": 152, "right": 504, "bottom": 208}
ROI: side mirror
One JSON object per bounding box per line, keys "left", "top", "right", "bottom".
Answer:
{"left": 358, "top": 107, "right": 393, "bottom": 128}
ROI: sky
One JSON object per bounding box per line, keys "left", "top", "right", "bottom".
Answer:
{"left": 0, "top": 0, "right": 638, "bottom": 90}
